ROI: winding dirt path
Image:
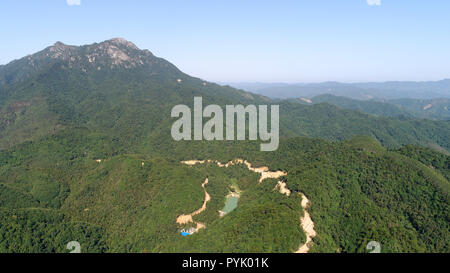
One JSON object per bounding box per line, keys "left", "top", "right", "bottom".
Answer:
{"left": 180, "top": 159, "right": 317, "bottom": 253}
{"left": 295, "top": 193, "right": 317, "bottom": 253}
{"left": 274, "top": 181, "right": 291, "bottom": 196}
{"left": 181, "top": 159, "right": 287, "bottom": 183}
{"left": 176, "top": 178, "right": 210, "bottom": 232}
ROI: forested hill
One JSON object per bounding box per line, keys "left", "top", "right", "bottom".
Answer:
{"left": 298, "top": 94, "right": 450, "bottom": 121}
{"left": 0, "top": 38, "right": 269, "bottom": 149}
{"left": 0, "top": 133, "right": 448, "bottom": 252}
{"left": 0, "top": 39, "right": 449, "bottom": 153}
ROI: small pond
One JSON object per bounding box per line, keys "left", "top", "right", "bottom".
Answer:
{"left": 222, "top": 196, "right": 239, "bottom": 214}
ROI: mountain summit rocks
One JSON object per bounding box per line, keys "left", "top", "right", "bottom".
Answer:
{"left": 83, "top": 38, "right": 151, "bottom": 68}
{"left": 0, "top": 38, "right": 177, "bottom": 87}
{"left": 107, "top": 37, "right": 140, "bottom": 50}
{"left": 35, "top": 38, "right": 154, "bottom": 71}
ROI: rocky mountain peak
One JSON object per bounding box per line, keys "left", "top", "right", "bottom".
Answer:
{"left": 1, "top": 38, "right": 174, "bottom": 86}
{"left": 105, "top": 38, "right": 139, "bottom": 50}
{"left": 32, "top": 38, "right": 153, "bottom": 70}
{"left": 83, "top": 38, "right": 151, "bottom": 68}
{"left": 53, "top": 41, "right": 67, "bottom": 48}
{"left": 47, "top": 41, "right": 75, "bottom": 59}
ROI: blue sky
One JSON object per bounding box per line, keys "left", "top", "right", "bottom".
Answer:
{"left": 1, "top": 0, "right": 449, "bottom": 83}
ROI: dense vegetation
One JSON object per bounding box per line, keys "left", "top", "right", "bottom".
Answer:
{"left": 280, "top": 101, "right": 449, "bottom": 151}
{"left": 0, "top": 39, "right": 448, "bottom": 253}
{"left": 0, "top": 209, "right": 107, "bottom": 253}
{"left": 0, "top": 130, "right": 448, "bottom": 252}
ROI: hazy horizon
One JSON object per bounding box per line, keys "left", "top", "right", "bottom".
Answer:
{"left": 221, "top": 79, "right": 450, "bottom": 85}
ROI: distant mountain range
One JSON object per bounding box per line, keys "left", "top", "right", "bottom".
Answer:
{"left": 228, "top": 80, "right": 450, "bottom": 100}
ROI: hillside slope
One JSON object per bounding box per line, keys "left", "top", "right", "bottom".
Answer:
{"left": 0, "top": 133, "right": 448, "bottom": 252}
{"left": 302, "top": 94, "right": 450, "bottom": 121}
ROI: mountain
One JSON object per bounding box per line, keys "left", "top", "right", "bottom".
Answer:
{"left": 0, "top": 39, "right": 449, "bottom": 253}
{"left": 0, "top": 39, "right": 448, "bottom": 152}
{"left": 243, "top": 82, "right": 379, "bottom": 100}
{"left": 354, "top": 80, "right": 450, "bottom": 98}
{"left": 301, "top": 94, "right": 450, "bottom": 121}
{"left": 220, "top": 82, "right": 291, "bottom": 92}
{"left": 387, "top": 98, "right": 450, "bottom": 120}
{"left": 0, "top": 38, "right": 179, "bottom": 86}
{"left": 236, "top": 80, "right": 450, "bottom": 100}
{"left": 0, "top": 38, "right": 266, "bottom": 149}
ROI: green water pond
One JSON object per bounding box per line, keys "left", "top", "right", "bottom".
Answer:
{"left": 222, "top": 196, "right": 239, "bottom": 213}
